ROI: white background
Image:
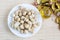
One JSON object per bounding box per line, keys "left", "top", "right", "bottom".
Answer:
{"left": 0, "top": 0, "right": 60, "bottom": 40}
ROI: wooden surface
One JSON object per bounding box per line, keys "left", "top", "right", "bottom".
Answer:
{"left": 0, "top": 0, "right": 60, "bottom": 40}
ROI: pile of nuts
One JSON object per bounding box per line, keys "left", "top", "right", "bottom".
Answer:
{"left": 11, "top": 6, "right": 39, "bottom": 34}
{"left": 33, "top": 0, "right": 60, "bottom": 30}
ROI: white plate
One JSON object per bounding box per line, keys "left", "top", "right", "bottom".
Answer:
{"left": 8, "top": 3, "right": 42, "bottom": 38}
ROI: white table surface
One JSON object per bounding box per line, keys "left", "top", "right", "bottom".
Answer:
{"left": 0, "top": 0, "right": 60, "bottom": 40}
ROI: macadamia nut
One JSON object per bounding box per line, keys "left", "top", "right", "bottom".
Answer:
{"left": 14, "top": 22, "right": 20, "bottom": 28}
{"left": 20, "top": 25, "right": 24, "bottom": 29}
